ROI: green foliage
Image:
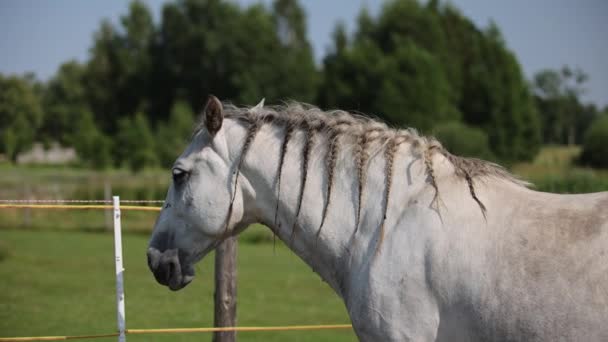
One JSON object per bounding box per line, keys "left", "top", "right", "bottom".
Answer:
{"left": 579, "top": 115, "right": 608, "bottom": 168}
{"left": 270, "top": 0, "right": 319, "bottom": 102}
{"left": 0, "top": 74, "right": 44, "bottom": 161}
{"left": 320, "top": 0, "right": 540, "bottom": 161}
{"left": 115, "top": 112, "right": 158, "bottom": 172}
{"left": 71, "top": 0, "right": 318, "bottom": 147}
{"left": 71, "top": 109, "right": 113, "bottom": 169}
{"left": 84, "top": 1, "right": 156, "bottom": 135}
{"left": 152, "top": 0, "right": 318, "bottom": 114}
{"left": 533, "top": 67, "right": 595, "bottom": 145}
{"left": 441, "top": 16, "right": 541, "bottom": 162}
{"left": 432, "top": 122, "right": 494, "bottom": 160}
{"left": 157, "top": 100, "right": 195, "bottom": 167}
{"left": 377, "top": 40, "right": 457, "bottom": 131}
{"left": 40, "top": 61, "right": 90, "bottom": 146}
{"left": 5, "top": 0, "right": 585, "bottom": 168}
{"left": 322, "top": 39, "right": 452, "bottom": 130}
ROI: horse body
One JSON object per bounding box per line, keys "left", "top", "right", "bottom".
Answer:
{"left": 148, "top": 97, "right": 608, "bottom": 341}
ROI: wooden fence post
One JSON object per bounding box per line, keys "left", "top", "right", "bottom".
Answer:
{"left": 213, "top": 236, "right": 238, "bottom": 342}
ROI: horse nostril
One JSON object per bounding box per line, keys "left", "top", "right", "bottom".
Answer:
{"left": 147, "top": 248, "right": 162, "bottom": 271}
{"left": 166, "top": 260, "right": 176, "bottom": 284}
{"left": 147, "top": 247, "right": 192, "bottom": 290}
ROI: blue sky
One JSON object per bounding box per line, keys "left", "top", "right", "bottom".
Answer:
{"left": 0, "top": 0, "right": 606, "bottom": 107}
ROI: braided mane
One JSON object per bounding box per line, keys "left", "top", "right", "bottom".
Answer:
{"left": 197, "top": 102, "right": 526, "bottom": 250}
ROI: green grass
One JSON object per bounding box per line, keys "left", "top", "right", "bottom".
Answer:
{"left": 512, "top": 145, "right": 583, "bottom": 179}
{"left": 0, "top": 229, "right": 355, "bottom": 342}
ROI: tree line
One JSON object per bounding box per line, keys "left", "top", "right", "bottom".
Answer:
{"left": 1, "top": 0, "right": 606, "bottom": 171}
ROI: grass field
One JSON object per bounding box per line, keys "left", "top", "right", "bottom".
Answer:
{"left": 512, "top": 145, "right": 608, "bottom": 193}
{"left": 0, "top": 228, "right": 355, "bottom": 341}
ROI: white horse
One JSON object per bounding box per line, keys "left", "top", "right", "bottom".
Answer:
{"left": 148, "top": 96, "right": 608, "bottom": 341}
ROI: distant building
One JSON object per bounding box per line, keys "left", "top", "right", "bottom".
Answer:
{"left": 17, "top": 142, "right": 77, "bottom": 164}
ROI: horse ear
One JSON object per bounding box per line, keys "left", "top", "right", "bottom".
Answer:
{"left": 252, "top": 98, "right": 265, "bottom": 110}
{"left": 203, "top": 95, "right": 223, "bottom": 136}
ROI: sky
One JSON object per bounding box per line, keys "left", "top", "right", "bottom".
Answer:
{"left": 0, "top": 0, "right": 606, "bottom": 107}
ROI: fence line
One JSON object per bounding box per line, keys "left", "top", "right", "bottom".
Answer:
{"left": 0, "top": 200, "right": 164, "bottom": 204}
{"left": 0, "top": 204, "right": 160, "bottom": 212}
{"left": 0, "top": 200, "right": 354, "bottom": 342}
{"left": 0, "top": 325, "right": 354, "bottom": 341}
{"left": 126, "top": 324, "right": 354, "bottom": 334}
{"left": 0, "top": 333, "right": 121, "bottom": 341}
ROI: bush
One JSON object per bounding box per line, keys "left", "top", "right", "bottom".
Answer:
{"left": 114, "top": 112, "right": 158, "bottom": 172}
{"left": 432, "top": 121, "right": 495, "bottom": 160}
{"left": 579, "top": 115, "right": 608, "bottom": 168}
{"left": 72, "top": 109, "right": 112, "bottom": 169}
{"left": 0, "top": 75, "right": 44, "bottom": 161}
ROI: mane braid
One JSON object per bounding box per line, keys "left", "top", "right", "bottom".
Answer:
{"left": 272, "top": 122, "right": 294, "bottom": 252}
{"left": 465, "top": 171, "right": 487, "bottom": 219}
{"left": 445, "top": 154, "right": 489, "bottom": 219}
{"left": 273, "top": 122, "right": 294, "bottom": 229}
{"left": 354, "top": 132, "right": 368, "bottom": 233}
{"left": 223, "top": 120, "right": 260, "bottom": 235}
{"left": 290, "top": 122, "right": 315, "bottom": 245}
{"left": 354, "top": 127, "right": 382, "bottom": 233}
{"left": 316, "top": 127, "right": 341, "bottom": 240}
{"left": 375, "top": 136, "right": 398, "bottom": 255}
{"left": 424, "top": 146, "right": 442, "bottom": 219}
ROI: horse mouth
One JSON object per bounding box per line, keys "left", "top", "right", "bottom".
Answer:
{"left": 147, "top": 248, "right": 196, "bottom": 291}
{"left": 168, "top": 274, "right": 194, "bottom": 291}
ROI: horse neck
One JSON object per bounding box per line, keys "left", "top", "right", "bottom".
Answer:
{"left": 230, "top": 119, "right": 431, "bottom": 296}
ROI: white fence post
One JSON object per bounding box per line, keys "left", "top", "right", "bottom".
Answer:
{"left": 113, "top": 196, "right": 127, "bottom": 342}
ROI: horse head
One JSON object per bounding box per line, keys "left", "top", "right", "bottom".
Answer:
{"left": 147, "top": 95, "right": 258, "bottom": 290}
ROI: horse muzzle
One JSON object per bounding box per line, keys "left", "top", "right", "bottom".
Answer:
{"left": 147, "top": 247, "right": 195, "bottom": 291}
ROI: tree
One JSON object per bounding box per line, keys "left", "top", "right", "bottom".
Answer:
{"left": 432, "top": 121, "right": 494, "bottom": 160}
{"left": 0, "top": 74, "right": 44, "bottom": 162}
{"left": 157, "top": 100, "right": 195, "bottom": 167}
{"left": 40, "top": 61, "right": 90, "bottom": 146}
{"left": 40, "top": 60, "right": 115, "bottom": 168}
{"left": 319, "top": 0, "right": 459, "bottom": 131}
{"left": 319, "top": 0, "right": 540, "bottom": 161}
{"left": 115, "top": 112, "right": 158, "bottom": 172}
{"left": 84, "top": 1, "right": 155, "bottom": 134}
{"left": 435, "top": 8, "right": 541, "bottom": 161}
{"left": 533, "top": 66, "right": 591, "bottom": 145}
{"left": 376, "top": 40, "right": 457, "bottom": 131}
{"left": 71, "top": 109, "right": 113, "bottom": 169}
{"left": 30, "top": 0, "right": 320, "bottom": 169}
{"left": 115, "top": 0, "right": 156, "bottom": 120}
{"left": 269, "top": 0, "right": 318, "bottom": 102}
{"left": 84, "top": 20, "right": 122, "bottom": 134}
{"left": 579, "top": 115, "right": 608, "bottom": 168}
{"left": 156, "top": 0, "right": 318, "bottom": 110}
{"left": 474, "top": 32, "right": 541, "bottom": 161}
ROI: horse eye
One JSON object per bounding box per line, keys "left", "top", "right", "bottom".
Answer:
{"left": 172, "top": 168, "right": 189, "bottom": 184}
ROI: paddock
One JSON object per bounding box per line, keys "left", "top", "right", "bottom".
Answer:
{"left": 0, "top": 199, "right": 354, "bottom": 342}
